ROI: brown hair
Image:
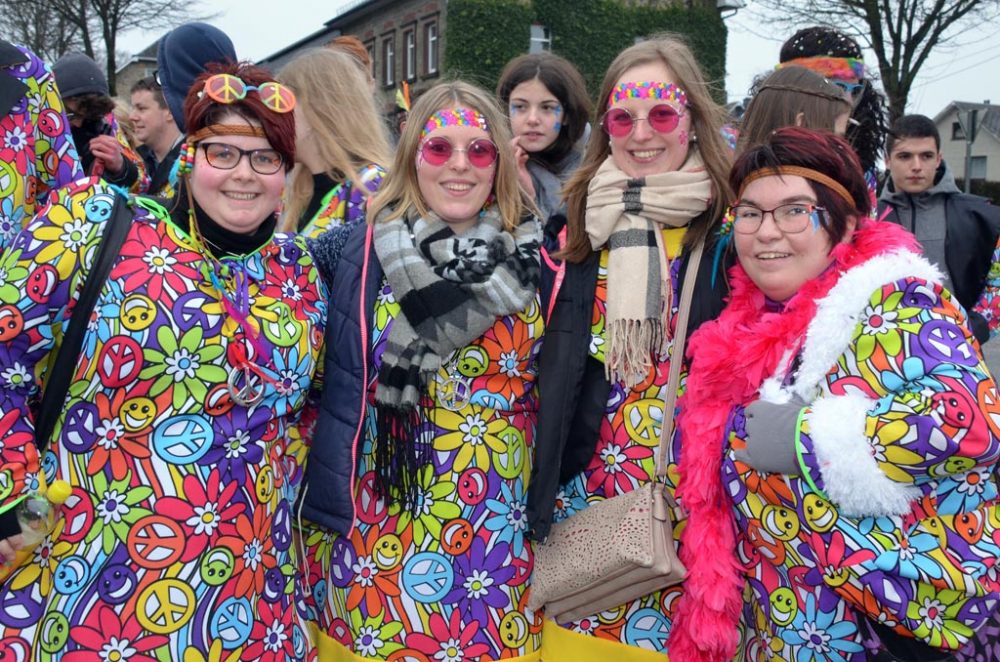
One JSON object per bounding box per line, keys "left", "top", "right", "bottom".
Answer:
{"left": 496, "top": 52, "right": 592, "bottom": 168}
{"left": 130, "top": 76, "right": 168, "bottom": 109}
{"left": 737, "top": 66, "right": 850, "bottom": 153}
{"left": 560, "top": 34, "right": 733, "bottom": 262}
{"left": 183, "top": 61, "right": 296, "bottom": 170}
{"left": 68, "top": 93, "right": 116, "bottom": 122}
{"left": 731, "top": 127, "right": 869, "bottom": 245}
{"left": 367, "top": 80, "right": 531, "bottom": 231}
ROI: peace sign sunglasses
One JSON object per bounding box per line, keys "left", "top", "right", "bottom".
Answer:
{"left": 201, "top": 73, "right": 297, "bottom": 114}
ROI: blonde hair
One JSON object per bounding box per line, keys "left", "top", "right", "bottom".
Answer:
{"left": 113, "top": 99, "right": 138, "bottom": 147}
{"left": 368, "top": 80, "right": 531, "bottom": 231}
{"left": 277, "top": 48, "right": 391, "bottom": 231}
{"left": 561, "top": 34, "right": 734, "bottom": 262}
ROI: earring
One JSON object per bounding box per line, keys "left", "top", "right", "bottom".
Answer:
{"left": 177, "top": 141, "right": 196, "bottom": 175}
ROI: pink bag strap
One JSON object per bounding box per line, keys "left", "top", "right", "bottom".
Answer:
{"left": 656, "top": 237, "right": 705, "bottom": 480}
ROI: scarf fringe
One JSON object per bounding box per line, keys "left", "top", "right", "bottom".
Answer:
{"left": 669, "top": 219, "right": 919, "bottom": 660}
{"left": 606, "top": 318, "right": 666, "bottom": 387}
{"left": 372, "top": 404, "right": 427, "bottom": 510}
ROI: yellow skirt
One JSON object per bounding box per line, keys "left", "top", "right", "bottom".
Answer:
{"left": 540, "top": 619, "right": 670, "bottom": 662}
{"left": 309, "top": 622, "right": 543, "bottom": 662}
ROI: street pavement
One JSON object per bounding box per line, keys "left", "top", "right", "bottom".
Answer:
{"left": 984, "top": 338, "right": 1000, "bottom": 377}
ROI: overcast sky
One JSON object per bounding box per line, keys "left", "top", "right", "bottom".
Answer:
{"left": 117, "top": 0, "right": 999, "bottom": 119}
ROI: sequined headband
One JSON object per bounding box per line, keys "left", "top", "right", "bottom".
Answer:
{"left": 608, "top": 81, "right": 687, "bottom": 108}
{"left": 738, "top": 166, "right": 855, "bottom": 208}
{"left": 422, "top": 108, "right": 488, "bottom": 137}
{"left": 187, "top": 124, "right": 267, "bottom": 144}
{"left": 778, "top": 56, "right": 865, "bottom": 82}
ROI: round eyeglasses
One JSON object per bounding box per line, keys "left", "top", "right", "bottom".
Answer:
{"left": 601, "top": 104, "right": 684, "bottom": 138}
{"left": 200, "top": 142, "right": 284, "bottom": 175}
{"left": 419, "top": 137, "right": 498, "bottom": 169}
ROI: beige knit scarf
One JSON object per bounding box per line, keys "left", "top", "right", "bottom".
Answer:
{"left": 585, "top": 151, "right": 712, "bottom": 386}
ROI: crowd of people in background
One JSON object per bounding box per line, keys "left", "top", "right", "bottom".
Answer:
{"left": 0, "top": 18, "right": 999, "bottom": 662}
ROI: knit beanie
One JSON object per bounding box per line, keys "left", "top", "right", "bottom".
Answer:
{"left": 157, "top": 22, "right": 237, "bottom": 132}
{"left": 52, "top": 52, "right": 109, "bottom": 98}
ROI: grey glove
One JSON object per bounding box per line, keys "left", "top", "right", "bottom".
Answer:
{"left": 734, "top": 396, "right": 808, "bottom": 475}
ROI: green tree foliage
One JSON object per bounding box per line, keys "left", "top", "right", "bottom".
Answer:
{"left": 444, "top": 0, "right": 536, "bottom": 90}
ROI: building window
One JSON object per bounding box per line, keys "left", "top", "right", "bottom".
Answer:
{"left": 952, "top": 121, "right": 965, "bottom": 140}
{"left": 404, "top": 30, "right": 416, "bottom": 80}
{"left": 382, "top": 36, "right": 395, "bottom": 87}
{"left": 970, "top": 156, "right": 987, "bottom": 180}
{"left": 529, "top": 24, "right": 552, "bottom": 53}
{"left": 425, "top": 22, "right": 439, "bottom": 75}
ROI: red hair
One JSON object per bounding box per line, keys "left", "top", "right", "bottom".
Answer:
{"left": 330, "top": 35, "right": 371, "bottom": 72}
{"left": 183, "top": 61, "right": 296, "bottom": 169}
{"left": 730, "top": 127, "right": 870, "bottom": 244}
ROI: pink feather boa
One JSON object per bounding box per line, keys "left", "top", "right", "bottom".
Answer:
{"left": 667, "top": 220, "right": 918, "bottom": 660}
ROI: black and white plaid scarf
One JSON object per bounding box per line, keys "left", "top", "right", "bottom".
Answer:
{"left": 371, "top": 205, "right": 540, "bottom": 502}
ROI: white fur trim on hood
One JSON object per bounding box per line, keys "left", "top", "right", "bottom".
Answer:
{"left": 760, "top": 249, "right": 944, "bottom": 401}
{"left": 806, "top": 392, "right": 921, "bottom": 517}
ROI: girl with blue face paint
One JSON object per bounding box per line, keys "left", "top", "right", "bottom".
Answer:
{"left": 497, "top": 52, "right": 591, "bottom": 222}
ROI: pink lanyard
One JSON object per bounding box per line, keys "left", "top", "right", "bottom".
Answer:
{"left": 543, "top": 227, "right": 567, "bottom": 323}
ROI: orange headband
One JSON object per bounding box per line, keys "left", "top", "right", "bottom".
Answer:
{"left": 738, "top": 165, "right": 855, "bottom": 207}
{"left": 187, "top": 123, "right": 266, "bottom": 144}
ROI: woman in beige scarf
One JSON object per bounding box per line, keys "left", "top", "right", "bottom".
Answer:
{"left": 528, "top": 34, "right": 735, "bottom": 660}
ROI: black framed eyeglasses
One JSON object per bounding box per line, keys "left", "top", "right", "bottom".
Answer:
{"left": 199, "top": 142, "right": 284, "bottom": 175}
{"left": 729, "top": 203, "right": 827, "bottom": 234}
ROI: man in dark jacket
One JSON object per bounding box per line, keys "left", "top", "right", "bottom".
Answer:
{"left": 878, "top": 114, "right": 1000, "bottom": 344}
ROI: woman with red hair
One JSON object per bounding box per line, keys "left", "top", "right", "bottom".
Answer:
{"left": 0, "top": 62, "right": 324, "bottom": 659}
{"left": 676, "top": 127, "right": 1000, "bottom": 660}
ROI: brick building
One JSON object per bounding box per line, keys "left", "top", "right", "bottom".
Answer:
{"left": 260, "top": 0, "right": 445, "bottom": 115}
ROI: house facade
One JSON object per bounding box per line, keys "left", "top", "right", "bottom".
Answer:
{"left": 114, "top": 41, "right": 159, "bottom": 100}
{"left": 934, "top": 101, "right": 1000, "bottom": 183}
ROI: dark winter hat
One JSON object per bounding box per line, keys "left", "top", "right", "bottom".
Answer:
{"left": 157, "top": 22, "right": 236, "bottom": 132}
{"left": 52, "top": 52, "right": 109, "bottom": 98}
{"left": 780, "top": 26, "right": 863, "bottom": 62}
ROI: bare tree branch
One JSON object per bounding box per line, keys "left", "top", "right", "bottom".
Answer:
{"left": 23, "top": 0, "right": 217, "bottom": 95}
{"left": 744, "top": 0, "right": 1000, "bottom": 120}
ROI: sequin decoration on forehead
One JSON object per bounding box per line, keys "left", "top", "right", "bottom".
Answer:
{"left": 421, "top": 107, "right": 489, "bottom": 138}
{"left": 608, "top": 81, "right": 687, "bottom": 109}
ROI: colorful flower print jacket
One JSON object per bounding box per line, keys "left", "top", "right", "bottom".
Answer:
{"left": 726, "top": 250, "right": 1000, "bottom": 660}
{"left": 0, "top": 177, "right": 326, "bottom": 660}
{"left": 0, "top": 41, "right": 83, "bottom": 252}
{"left": 300, "top": 164, "right": 385, "bottom": 240}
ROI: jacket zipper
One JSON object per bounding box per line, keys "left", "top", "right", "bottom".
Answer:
{"left": 346, "top": 224, "right": 374, "bottom": 536}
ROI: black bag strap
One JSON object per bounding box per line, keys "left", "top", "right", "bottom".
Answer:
{"left": 34, "top": 195, "right": 133, "bottom": 452}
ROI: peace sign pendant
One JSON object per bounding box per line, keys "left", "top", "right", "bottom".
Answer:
{"left": 228, "top": 366, "right": 265, "bottom": 407}
{"left": 437, "top": 374, "right": 472, "bottom": 412}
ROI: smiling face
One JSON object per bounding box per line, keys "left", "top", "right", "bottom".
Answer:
{"left": 607, "top": 61, "right": 691, "bottom": 178}
{"left": 734, "top": 174, "right": 853, "bottom": 302}
{"left": 415, "top": 112, "right": 496, "bottom": 233}
{"left": 508, "top": 77, "right": 562, "bottom": 153}
{"left": 129, "top": 89, "right": 174, "bottom": 146}
{"left": 188, "top": 114, "right": 286, "bottom": 235}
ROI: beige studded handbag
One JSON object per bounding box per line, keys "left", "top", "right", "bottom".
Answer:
{"left": 527, "top": 240, "right": 703, "bottom": 624}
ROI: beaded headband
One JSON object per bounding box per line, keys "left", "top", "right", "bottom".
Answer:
{"left": 738, "top": 165, "right": 856, "bottom": 208}
{"left": 422, "top": 108, "right": 488, "bottom": 138}
{"left": 778, "top": 56, "right": 865, "bottom": 82}
{"left": 608, "top": 81, "right": 687, "bottom": 108}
